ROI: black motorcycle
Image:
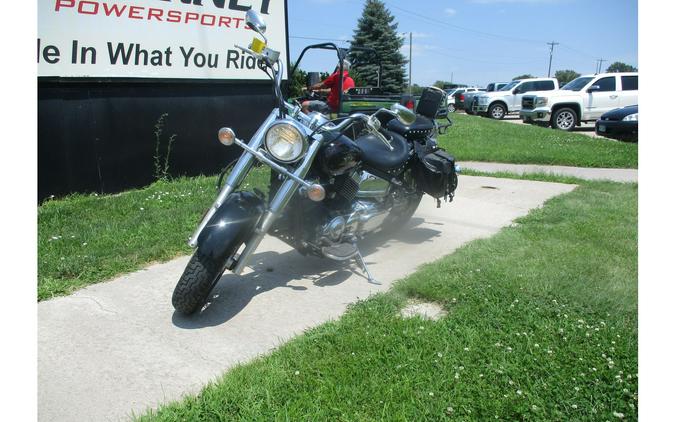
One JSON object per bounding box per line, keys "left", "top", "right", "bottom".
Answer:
{"left": 172, "top": 10, "right": 459, "bottom": 315}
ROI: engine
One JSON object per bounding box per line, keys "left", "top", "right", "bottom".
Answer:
{"left": 319, "top": 170, "right": 392, "bottom": 245}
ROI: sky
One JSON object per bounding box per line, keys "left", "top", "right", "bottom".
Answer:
{"left": 286, "top": 0, "right": 638, "bottom": 87}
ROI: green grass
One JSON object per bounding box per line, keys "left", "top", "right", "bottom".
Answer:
{"left": 137, "top": 181, "right": 637, "bottom": 421}
{"left": 37, "top": 168, "right": 269, "bottom": 300}
{"left": 439, "top": 113, "right": 638, "bottom": 168}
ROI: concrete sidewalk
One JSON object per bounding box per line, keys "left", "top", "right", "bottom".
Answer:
{"left": 461, "top": 161, "right": 637, "bottom": 183}
{"left": 38, "top": 175, "right": 576, "bottom": 421}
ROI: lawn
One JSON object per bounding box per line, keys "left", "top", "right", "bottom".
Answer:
{"left": 37, "top": 168, "right": 269, "bottom": 300}
{"left": 137, "top": 180, "right": 637, "bottom": 421}
{"left": 439, "top": 113, "right": 638, "bottom": 168}
{"left": 38, "top": 112, "right": 637, "bottom": 301}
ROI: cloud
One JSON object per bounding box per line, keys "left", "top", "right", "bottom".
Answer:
{"left": 444, "top": 8, "right": 457, "bottom": 16}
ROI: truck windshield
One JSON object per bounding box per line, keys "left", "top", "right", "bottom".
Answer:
{"left": 561, "top": 77, "right": 594, "bottom": 91}
{"left": 499, "top": 81, "right": 519, "bottom": 91}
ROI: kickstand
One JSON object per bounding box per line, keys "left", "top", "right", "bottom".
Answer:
{"left": 354, "top": 248, "right": 381, "bottom": 285}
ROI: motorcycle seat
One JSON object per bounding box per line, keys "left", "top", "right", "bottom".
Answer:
{"left": 386, "top": 115, "right": 435, "bottom": 141}
{"left": 356, "top": 130, "right": 410, "bottom": 174}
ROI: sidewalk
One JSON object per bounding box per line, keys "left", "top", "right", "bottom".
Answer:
{"left": 38, "top": 175, "right": 575, "bottom": 421}
{"left": 460, "top": 161, "right": 637, "bottom": 183}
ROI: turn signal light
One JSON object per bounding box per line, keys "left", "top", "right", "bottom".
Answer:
{"left": 218, "top": 127, "right": 236, "bottom": 146}
{"left": 307, "top": 184, "right": 326, "bottom": 202}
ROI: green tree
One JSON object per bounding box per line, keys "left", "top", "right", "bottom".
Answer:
{"left": 287, "top": 62, "right": 308, "bottom": 98}
{"left": 555, "top": 69, "right": 580, "bottom": 85}
{"left": 605, "top": 62, "right": 638, "bottom": 73}
{"left": 513, "top": 74, "right": 535, "bottom": 80}
{"left": 349, "top": 0, "right": 407, "bottom": 94}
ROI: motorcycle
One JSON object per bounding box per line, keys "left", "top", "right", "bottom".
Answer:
{"left": 172, "top": 10, "right": 459, "bottom": 315}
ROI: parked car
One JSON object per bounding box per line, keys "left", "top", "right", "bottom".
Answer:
{"left": 474, "top": 78, "right": 558, "bottom": 119}
{"left": 464, "top": 82, "right": 507, "bottom": 115}
{"left": 444, "top": 88, "right": 460, "bottom": 111}
{"left": 595, "top": 104, "right": 638, "bottom": 141}
{"left": 520, "top": 72, "right": 638, "bottom": 131}
{"left": 454, "top": 87, "right": 485, "bottom": 112}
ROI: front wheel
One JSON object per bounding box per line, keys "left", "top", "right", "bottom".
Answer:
{"left": 172, "top": 252, "right": 223, "bottom": 315}
{"left": 488, "top": 103, "right": 506, "bottom": 120}
{"left": 551, "top": 107, "right": 577, "bottom": 131}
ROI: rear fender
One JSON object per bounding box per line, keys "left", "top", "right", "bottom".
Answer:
{"left": 196, "top": 191, "right": 265, "bottom": 267}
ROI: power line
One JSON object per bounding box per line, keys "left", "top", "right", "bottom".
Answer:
{"left": 289, "top": 35, "right": 351, "bottom": 43}
{"left": 388, "top": 3, "right": 545, "bottom": 45}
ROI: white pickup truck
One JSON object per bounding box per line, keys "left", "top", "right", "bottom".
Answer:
{"left": 519, "top": 72, "right": 638, "bottom": 131}
{"left": 473, "top": 78, "right": 558, "bottom": 119}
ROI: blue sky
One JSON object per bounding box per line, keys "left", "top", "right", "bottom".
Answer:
{"left": 286, "top": 0, "right": 638, "bottom": 87}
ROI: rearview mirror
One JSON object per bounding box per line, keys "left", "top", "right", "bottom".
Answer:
{"left": 587, "top": 85, "right": 600, "bottom": 92}
{"left": 391, "top": 103, "right": 416, "bottom": 125}
{"left": 245, "top": 10, "right": 267, "bottom": 35}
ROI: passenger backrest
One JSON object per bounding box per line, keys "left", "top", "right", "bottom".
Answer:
{"left": 416, "top": 87, "right": 445, "bottom": 119}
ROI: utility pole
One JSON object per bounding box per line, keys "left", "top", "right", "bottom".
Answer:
{"left": 547, "top": 41, "right": 559, "bottom": 77}
{"left": 408, "top": 32, "right": 412, "bottom": 94}
{"left": 596, "top": 58, "right": 606, "bottom": 74}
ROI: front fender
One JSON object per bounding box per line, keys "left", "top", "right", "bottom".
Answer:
{"left": 196, "top": 191, "right": 265, "bottom": 266}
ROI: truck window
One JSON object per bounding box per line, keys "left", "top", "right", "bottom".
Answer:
{"left": 621, "top": 76, "right": 638, "bottom": 91}
{"left": 594, "top": 76, "right": 616, "bottom": 92}
{"left": 518, "top": 82, "right": 536, "bottom": 93}
{"left": 535, "top": 80, "right": 555, "bottom": 91}
{"left": 562, "top": 76, "right": 594, "bottom": 91}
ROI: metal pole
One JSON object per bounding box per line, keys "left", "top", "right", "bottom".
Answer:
{"left": 547, "top": 41, "right": 559, "bottom": 77}
{"left": 408, "top": 32, "right": 412, "bottom": 94}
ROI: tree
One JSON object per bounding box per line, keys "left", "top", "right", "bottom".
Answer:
{"left": 287, "top": 62, "right": 308, "bottom": 98}
{"left": 513, "top": 74, "right": 534, "bottom": 80}
{"left": 349, "top": 0, "right": 407, "bottom": 94}
{"left": 605, "top": 62, "right": 637, "bottom": 73}
{"left": 555, "top": 69, "right": 580, "bottom": 85}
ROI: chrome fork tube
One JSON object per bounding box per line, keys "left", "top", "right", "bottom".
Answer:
{"left": 232, "top": 135, "right": 324, "bottom": 274}
{"left": 188, "top": 109, "right": 280, "bottom": 248}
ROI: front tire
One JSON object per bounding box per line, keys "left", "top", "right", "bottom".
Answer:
{"left": 551, "top": 107, "right": 577, "bottom": 131}
{"left": 172, "top": 252, "right": 223, "bottom": 315}
{"left": 488, "top": 103, "right": 506, "bottom": 120}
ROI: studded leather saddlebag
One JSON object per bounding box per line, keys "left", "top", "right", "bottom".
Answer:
{"left": 413, "top": 141, "right": 458, "bottom": 202}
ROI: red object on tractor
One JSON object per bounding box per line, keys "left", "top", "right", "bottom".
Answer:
{"left": 405, "top": 99, "right": 415, "bottom": 110}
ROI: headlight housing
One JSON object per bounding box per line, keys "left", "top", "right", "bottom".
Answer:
{"left": 622, "top": 113, "right": 638, "bottom": 122}
{"left": 535, "top": 97, "right": 548, "bottom": 106}
{"left": 264, "top": 120, "right": 308, "bottom": 163}
{"left": 478, "top": 96, "right": 489, "bottom": 105}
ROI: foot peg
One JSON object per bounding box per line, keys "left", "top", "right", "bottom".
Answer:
{"left": 322, "top": 242, "right": 380, "bottom": 285}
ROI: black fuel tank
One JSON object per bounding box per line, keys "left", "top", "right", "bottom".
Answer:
{"left": 318, "top": 133, "right": 362, "bottom": 176}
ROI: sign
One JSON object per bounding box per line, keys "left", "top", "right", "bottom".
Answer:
{"left": 37, "top": 0, "right": 287, "bottom": 80}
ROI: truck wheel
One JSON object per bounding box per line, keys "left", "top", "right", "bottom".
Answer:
{"left": 448, "top": 104, "right": 455, "bottom": 113}
{"left": 488, "top": 103, "right": 506, "bottom": 120}
{"left": 551, "top": 108, "right": 577, "bottom": 131}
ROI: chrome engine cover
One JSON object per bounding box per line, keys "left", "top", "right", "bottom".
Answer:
{"left": 320, "top": 171, "right": 393, "bottom": 244}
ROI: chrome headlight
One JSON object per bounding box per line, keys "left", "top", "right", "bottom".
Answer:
{"left": 535, "top": 97, "right": 548, "bottom": 106}
{"left": 622, "top": 113, "right": 638, "bottom": 122}
{"left": 264, "top": 120, "right": 308, "bottom": 163}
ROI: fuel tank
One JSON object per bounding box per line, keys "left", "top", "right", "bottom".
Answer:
{"left": 318, "top": 133, "right": 362, "bottom": 176}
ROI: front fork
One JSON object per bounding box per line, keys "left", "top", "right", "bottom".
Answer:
{"left": 188, "top": 110, "right": 280, "bottom": 248}
{"left": 188, "top": 107, "right": 323, "bottom": 274}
